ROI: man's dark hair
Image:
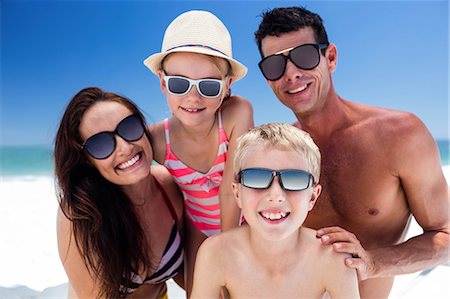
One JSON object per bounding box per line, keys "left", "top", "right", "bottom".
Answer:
{"left": 254, "top": 7, "right": 329, "bottom": 58}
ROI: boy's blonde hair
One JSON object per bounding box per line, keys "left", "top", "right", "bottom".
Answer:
{"left": 233, "top": 123, "right": 321, "bottom": 183}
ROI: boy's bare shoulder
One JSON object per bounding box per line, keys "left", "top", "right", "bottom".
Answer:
{"left": 300, "top": 227, "right": 349, "bottom": 261}
{"left": 200, "top": 226, "right": 247, "bottom": 257}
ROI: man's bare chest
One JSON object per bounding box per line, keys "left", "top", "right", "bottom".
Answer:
{"left": 305, "top": 143, "right": 410, "bottom": 245}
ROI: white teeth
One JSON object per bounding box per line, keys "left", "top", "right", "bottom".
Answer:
{"left": 118, "top": 154, "right": 140, "bottom": 169}
{"left": 261, "top": 211, "right": 288, "bottom": 220}
{"left": 184, "top": 107, "right": 200, "bottom": 112}
{"left": 288, "top": 84, "right": 308, "bottom": 94}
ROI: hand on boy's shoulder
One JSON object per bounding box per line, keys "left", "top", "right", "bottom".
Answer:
{"left": 302, "top": 227, "right": 352, "bottom": 265}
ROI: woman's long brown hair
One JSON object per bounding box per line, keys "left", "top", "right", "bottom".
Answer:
{"left": 54, "top": 87, "right": 155, "bottom": 298}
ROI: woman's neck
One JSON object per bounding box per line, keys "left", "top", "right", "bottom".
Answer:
{"left": 121, "top": 174, "right": 154, "bottom": 206}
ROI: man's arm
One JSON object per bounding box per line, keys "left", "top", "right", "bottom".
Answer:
{"left": 190, "top": 236, "right": 225, "bottom": 298}
{"left": 369, "top": 115, "right": 449, "bottom": 276}
{"left": 318, "top": 114, "right": 449, "bottom": 280}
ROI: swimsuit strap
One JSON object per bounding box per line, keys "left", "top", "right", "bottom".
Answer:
{"left": 163, "top": 118, "right": 171, "bottom": 153}
{"left": 153, "top": 177, "right": 180, "bottom": 228}
{"left": 217, "top": 108, "right": 223, "bottom": 129}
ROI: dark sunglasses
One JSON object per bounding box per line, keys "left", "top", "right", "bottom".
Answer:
{"left": 82, "top": 114, "right": 145, "bottom": 160}
{"left": 163, "top": 73, "right": 224, "bottom": 98}
{"left": 258, "top": 43, "right": 328, "bottom": 81}
{"left": 236, "top": 168, "right": 314, "bottom": 191}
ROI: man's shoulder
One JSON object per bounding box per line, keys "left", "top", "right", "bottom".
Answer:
{"left": 352, "top": 103, "right": 425, "bottom": 138}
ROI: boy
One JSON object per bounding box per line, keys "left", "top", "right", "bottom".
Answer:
{"left": 191, "top": 123, "right": 360, "bottom": 298}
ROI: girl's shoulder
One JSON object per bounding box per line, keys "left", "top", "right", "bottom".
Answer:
{"left": 148, "top": 121, "right": 167, "bottom": 164}
{"left": 221, "top": 95, "right": 254, "bottom": 135}
{"left": 221, "top": 95, "right": 253, "bottom": 113}
{"left": 148, "top": 120, "right": 166, "bottom": 139}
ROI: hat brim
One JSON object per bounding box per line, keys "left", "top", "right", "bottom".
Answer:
{"left": 143, "top": 46, "right": 247, "bottom": 82}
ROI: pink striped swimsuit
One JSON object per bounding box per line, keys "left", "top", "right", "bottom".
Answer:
{"left": 163, "top": 111, "right": 229, "bottom": 236}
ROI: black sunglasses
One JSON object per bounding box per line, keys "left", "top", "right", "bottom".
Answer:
{"left": 258, "top": 43, "right": 328, "bottom": 81}
{"left": 82, "top": 114, "right": 145, "bottom": 160}
{"left": 163, "top": 73, "right": 224, "bottom": 98}
{"left": 236, "top": 168, "right": 314, "bottom": 191}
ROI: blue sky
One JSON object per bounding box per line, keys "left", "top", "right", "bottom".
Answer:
{"left": 1, "top": 0, "right": 448, "bottom": 146}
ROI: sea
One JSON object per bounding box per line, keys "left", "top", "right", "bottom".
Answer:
{"left": 0, "top": 141, "right": 449, "bottom": 297}
{"left": 1, "top": 139, "right": 449, "bottom": 177}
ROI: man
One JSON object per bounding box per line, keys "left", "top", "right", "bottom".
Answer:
{"left": 254, "top": 7, "right": 449, "bottom": 299}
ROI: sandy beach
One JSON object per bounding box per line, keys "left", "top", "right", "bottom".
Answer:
{"left": 0, "top": 167, "right": 448, "bottom": 298}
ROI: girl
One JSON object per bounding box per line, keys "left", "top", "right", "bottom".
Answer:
{"left": 55, "top": 87, "right": 184, "bottom": 298}
{"left": 143, "top": 10, "right": 253, "bottom": 294}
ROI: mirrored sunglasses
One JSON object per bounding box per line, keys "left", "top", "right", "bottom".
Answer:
{"left": 82, "top": 114, "right": 145, "bottom": 160}
{"left": 258, "top": 43, "right": 328, "bottom": 81}
{"left": 237, "top": 168, "right": 314, "bottom": 191}
{"left": 163, "top": 74, "right": 224, "bottom": 98}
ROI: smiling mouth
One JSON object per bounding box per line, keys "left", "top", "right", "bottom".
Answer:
{"left": 287, "top": 83, "right": 309, "bottom": 94}
{"left": 180, "top": 107, "right": 206, "bottom": 113}
{"left": 260, "top": 211, "right": 290, "bottom": 221}
{"left": 117, "top": 152, "right": 141, "bottom": 170}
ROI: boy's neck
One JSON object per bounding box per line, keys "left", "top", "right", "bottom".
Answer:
{"left": 248, "top": 226, "right": 303, "bottom": 261}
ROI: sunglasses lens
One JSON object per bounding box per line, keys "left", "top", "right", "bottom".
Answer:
{"left": 240, "top": 169, "right": 273, "bottom": 189}
{"left": 280, "top": 170, "right": 311, "bottom": 191}
{"left": 198, "top": 80, "right": 222, "bottom": 97}
{"left": 259, "top": 55, "right": 286, "bottom": 81}
{"left": 167, "top": 77, "right": 190, "bottom": 95}
{"left": 84, "top": 132, "right": 115, "bottom": 159}
{"left": 290, "top": 44, "right": 320, "bottom": 70}
{"left": 239, "top": 169, "right": 313, "bottom": 191}
{"left": 83, "top": 114, "right": 144, "bottom": 160}
{"left": 117, "top": 115, "right": 145, "bottom": 142}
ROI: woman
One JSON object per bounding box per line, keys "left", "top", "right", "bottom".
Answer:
{"left": 54, "top": 87, "right": 183, "bottom": 298}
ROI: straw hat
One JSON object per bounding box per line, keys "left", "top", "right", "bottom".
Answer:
{"left": 143, "top": 10, "right": 247, "bottom": 82}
